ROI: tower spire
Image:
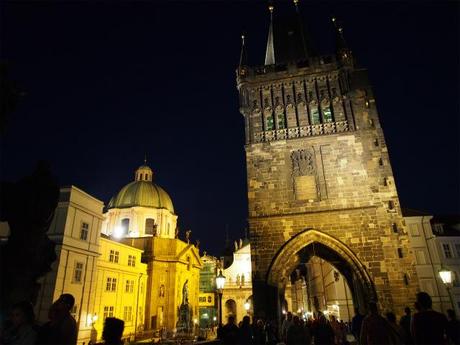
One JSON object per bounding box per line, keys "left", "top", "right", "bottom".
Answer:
{"left": 238, "top": 33, "right": 248, "bottom": 75}
{"left": 332, "top": 16, "right": 353, "bottom": 64}
{"left": 264, "top": 3, "right": 275, "bottom": 66}
{"left": 293, "top": 0, "right": 308, "bottom": 59}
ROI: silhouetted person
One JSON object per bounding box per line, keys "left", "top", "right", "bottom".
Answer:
{"left": 238, "top": 316, "right": 253, "bottom": 345}
{"left": 351, "top": 307, "right": 364, "bottom": 343}
{"left": 36, "top": 294, "right": 77, "bottom": 345}
{"left": 446, "top": 309, "right": 460, "bottom": 345}
{"left": 399, "top": 307, "right": 413, "bottom": 344}
{"left": 281, "top": 312, "right": 293, "bottom": 343}
{"left": 0, "top": 301, "right": 37, "bottom": 345}
{"left": 411, "top": 292, "right": 447, "bottom": 345}
{"left": 286, "top": 316, "right": 308, "bottom": 345}
{"left": 386, "top": 312, "right": 404, "bottom": 345}
{"left": 102, "top": 318, "right": 124, "bottom": 345}
{"left": 312, "top": 313, "right": 334, "bottom": 345}
{"left": 221, "top": 316, "right": 239, "bottom": 345}
{"left": 360, "top": 302, "right": 394, "bottom": 345}
{"left": 253, "top": 319, "right": 266, "bottom": 345}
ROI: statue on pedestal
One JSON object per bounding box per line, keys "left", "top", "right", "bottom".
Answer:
{"left": 176, "top": 280, "right": 192, "bottom": 336}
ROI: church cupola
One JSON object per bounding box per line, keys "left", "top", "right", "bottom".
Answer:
{"left": 135, "top": 163, "right": 153, "bottom": 182}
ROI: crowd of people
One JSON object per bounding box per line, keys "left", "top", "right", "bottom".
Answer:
{"left": 0, "top": 294, "right": 125, "bottom": 345}
{"left": 219, "top": 292, "right": 460, "bottom": 345}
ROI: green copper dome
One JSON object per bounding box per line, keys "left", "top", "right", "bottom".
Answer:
{"left": 107, "top": 164, "right": 174, "bottom": 212}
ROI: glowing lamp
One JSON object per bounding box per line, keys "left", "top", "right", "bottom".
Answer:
{"left": 87, "top": 314, "right": 93, "bottom": 325}
{"left": 244, "top": 301, "right": 250, "bottom": 311}
{"left": 213, "top": 316, "right": 217, "bottom": 321}
{"left": 216, "top": 270, "right": 226, "bottom": 290}
{"left": 439, "top": 269, "right": 453, "bottom": 285}
{"left": 193, "top": 318, "right": 198, "bottom": 324}
{"left": 113, "top": 226, "right": 124, "bottom": 239}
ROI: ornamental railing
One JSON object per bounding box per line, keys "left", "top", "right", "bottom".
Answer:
{"left": 253, "top": 120, "right": 349, "bottom": 143}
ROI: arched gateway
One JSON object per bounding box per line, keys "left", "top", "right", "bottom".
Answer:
{"left": 267, "top": 229, "right": 377, "bottom": 318}
{"left": 236, "top": 2, "right": 420, "bottom": 321}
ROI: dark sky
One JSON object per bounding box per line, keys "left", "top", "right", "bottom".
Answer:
{"left": 1, "top": 1, "right": 459, "bottom": 256}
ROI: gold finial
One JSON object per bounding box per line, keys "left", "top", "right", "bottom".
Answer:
{"left": 293, "top": 0, "right": 299, "bottom": 5}
{"left": 331, "top": 16, "right": 336, "bottom": 23}
{"left": 268, "top": 4, "right": 274, "bottom": 13}
{"left": 144, "top": 153, "right": 147, "bottom": 165}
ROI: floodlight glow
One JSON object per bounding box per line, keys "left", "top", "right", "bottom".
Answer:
{"left": 439, "top": 269, "right": 453, "bottom": 284}
{"left": 113, "top": 226, "right": 124, "bottom": 239}
{"left": 244, "top": 302, "right": 250, "bottom": 311}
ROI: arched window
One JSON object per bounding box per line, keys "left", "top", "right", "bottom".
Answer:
{"left": 322, "top": 106, "right": 333, "bottom": 123}
{"left": 310, "top": 107, "right": 320, "bottom": 125}
{"left": 139, "top": 173, "right": 143, "bottom": 180}
{"left": 266, "top": 114, "right": 274, "bottom": 130}
{"left": 121, "top": 218, "right": 130, "bottom": 235}
{"left": 145, "top": 218, "right": 155, "bottom": 235}
{"left": 277, "top": 112, "right": 285, "bottom": 129}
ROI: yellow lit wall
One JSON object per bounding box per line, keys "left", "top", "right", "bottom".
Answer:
{"left": 92, "top": 237, "right": 147, "bottom": 342}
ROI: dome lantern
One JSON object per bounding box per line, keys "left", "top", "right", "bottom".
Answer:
{"left": 135, "top": 165, "right": 153, "bottom": 182}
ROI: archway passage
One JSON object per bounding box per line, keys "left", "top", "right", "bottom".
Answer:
{"left": 264, "top": 229, "right": 376, "bottom": 322}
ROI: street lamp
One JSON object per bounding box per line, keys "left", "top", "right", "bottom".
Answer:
{"left": 216, "top": 270, "right": 226, "bottom": 327}
{"left": 439, "top": 268, "right": 455, "bottom": 310}
{"left": 244, "top": 301, "right": 250, "bottom": 314}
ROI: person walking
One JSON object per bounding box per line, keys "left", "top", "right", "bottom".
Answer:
{"left": 351, "top": 307, "right": 364, "bottom": 344}
{"left": 281, "top": 312, "right": 293, "bottom": 343}
{"left": 399, "top": 307, "right": 413, "bottom": 344}
{"left": 360, "top": 302, "right": 395, "bottom": 345}
{"left": 385, "top": 312, "right": 404, "bottom": 345}
{"left": 312, "top": 313, "right": 334, "bottom": 345}
{"left": 446, "top": 309, "right": 460, "bottom": 345}
{"left": 221, "top": 316, "right": 239, "bottom": 345}
{"left": 238, "top": 316, "right": 253, "bottom": 345}
{"left": 0, "top": 301, "right": 37, "bottom": 345}
{"left": 286, "top": 316, "right": 307, "bottom": 345}
{"left": 101, "top": 317, "right": 124, "bottom": 345}
{"left": 36, "top": 294, "right": 77, "bottom": 345}
{"left": 411, "top": 292, "right": 448, "bottom": 345}
{"left": 253, "top": 319, "right": 266, "bottom": 345}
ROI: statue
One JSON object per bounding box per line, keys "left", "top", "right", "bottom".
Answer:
{"left": 185, "top": 229, "right": 191, "bottom": 244}
{"left": 176, "top": 280, "right": 192, "bottom": 335}
{"left": 175, "top": 226, "right": 179, "bottom": 239}
{"left": 195, "top": 239, "right": 200, "bottom": 249}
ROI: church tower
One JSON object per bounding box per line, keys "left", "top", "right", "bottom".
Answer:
{"left": 236, "top": 3, "right": 419, "bottom": 319}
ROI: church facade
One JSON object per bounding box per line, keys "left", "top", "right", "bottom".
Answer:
{"left": 236, "top": 3, "right": 419, "bottom": 320}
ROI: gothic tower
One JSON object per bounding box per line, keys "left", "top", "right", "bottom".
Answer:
{"left": 236, "top": 3, "right": 419, "bottom": 319}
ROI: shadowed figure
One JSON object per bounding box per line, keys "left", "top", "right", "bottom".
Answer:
{"left": 0, "top": 161, "right": 59, "bottom": 315}
{"left": 102, "top": 318, "right": 124, "bottom": 345}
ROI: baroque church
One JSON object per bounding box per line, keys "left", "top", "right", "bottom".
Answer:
{"left": 34, "top": 163, "right": 202, "bottom": 344}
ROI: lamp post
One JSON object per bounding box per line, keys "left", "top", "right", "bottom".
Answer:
{"left": 439, "top": 268, "right": 455, "bottom": 311}
{"left": 216, "top": 270, "right": 226, "bottom": 327}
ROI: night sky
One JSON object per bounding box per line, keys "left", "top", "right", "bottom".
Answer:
{"left": 1, "top": 1, "right": 459, "bottom": 256}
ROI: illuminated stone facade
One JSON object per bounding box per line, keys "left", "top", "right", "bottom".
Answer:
{"left": 222, "top": 240, "right": 253, "bottom": 324}
{"left": 236, "top": 9, "right": 419, "bottom": 319}
{"left": 35, "top": 186, "right": 104, "bottom": 345}
{"left": 104, "top": 163, "right": 202, "bottom": 333}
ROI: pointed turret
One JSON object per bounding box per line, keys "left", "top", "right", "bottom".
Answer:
{"left": 264, "top": 4, "right": 275, "bottom": 66}
{"left": 238, "top": 34, "right": 248, "bottom": 76}
{"left": 332, "top": 16, "right": 353, "bottom": 65}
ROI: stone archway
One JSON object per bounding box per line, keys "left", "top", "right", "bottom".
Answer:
{"left": 266, "top": 229, "right": 377, "bottom": 318}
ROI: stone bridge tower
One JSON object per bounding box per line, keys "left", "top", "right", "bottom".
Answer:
{"left": 236, "top": 3, "right": 419, "bottom": 320}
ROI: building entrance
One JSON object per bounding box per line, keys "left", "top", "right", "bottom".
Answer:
{"left": 266, "top": 229, "right": 376, "bottom": 322}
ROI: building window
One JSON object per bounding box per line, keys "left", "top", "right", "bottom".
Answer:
{"left": 128, "top": 255, "right": 136, "bottom": 267}
{"left": 106, "top": 277, "right": 117, "bottom": 291}
{"left": 277, "top": 112, "right": 285, "bottom": 129}
{"left": 123, "top": 306, "right": 133, "bottom": 322}
{"left": 266, "top": 114, "right": 274, "bottom": 130}
{"left": 145, "top": 218, "right": 155, "bottom": 235}
{"left": 109, "top": 250, "right": 119, "bottom": 263}
{"left": 310, "top": 107, "right": 320, "bottom": 125}
{"left": 80, "top": 222, "right": 89, "bottom": 241}
{"left": 392, "top": 223, "right": 398, "bottom": 233}
{"left": 73, "top": 262, "right": 84, "bottom": 283}
{"left": 397, "top": 248, "right": 403, "bottom": 258}
{"left": 388, "top": 200, "right": 395, "bottom": 210}
{"left": 433, "top": 223, "right": 444, "bottom": 235}
{"left": 167, "top": 223, "right": 170, "bottom": 236}
{"left": 121, "top": 218, "right": 130, "bottom": 235}
{"left": 103, "top": 306, "right": 114, "bottom": 319}
{"left": 442, "top": 244, "right": 452, "bottom": 259}
{"left": 125, "top": 280, "right": 134, "bottom": 293}
{"left": 322, "top": 107, "right": 333, "bottom": 123}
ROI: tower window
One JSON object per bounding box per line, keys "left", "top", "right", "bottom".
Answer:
{"left": 322, "top": 107, "right": 333, "bottom": 123}
{"left": 73, "top": 262, "right": 84, "bottom": 283}
{"left": 374, "top": 139, "right": 379, "bottom": 147}
{"left": 277, "top": 112, "right": 285, "bottom": 129}
{"left": 379, "top": 158, "right": 384, "bottom": 166}
{"left": 388, "top": 200, "right": 395, "bottom": 210}
{"left": 310, "top": 107, "right": 320, "bottom": 125}
{"left": 266, "top": 115, "right": 274, "bottom": 130}
{"left": 397, "top": 248, "right": 403, "bottom": 258}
